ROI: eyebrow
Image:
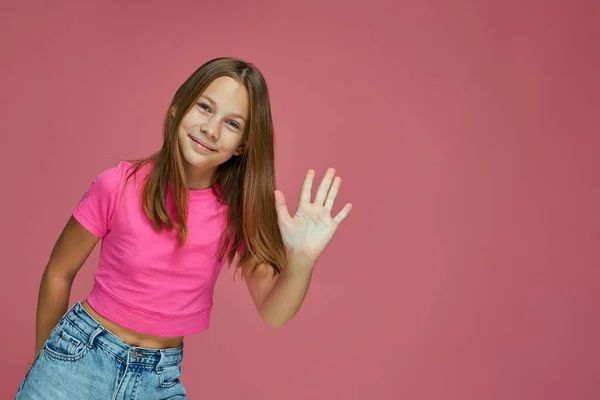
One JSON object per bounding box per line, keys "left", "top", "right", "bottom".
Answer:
{"left": 200, "top": 95, "right": 247, "bottom": 123}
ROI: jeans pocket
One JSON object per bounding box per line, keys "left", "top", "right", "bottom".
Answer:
{"left": 158, "top": 363, "right": 183, "bottom": 389}
{"left": 43, "top": 319, "right": 90, "bottom": 362}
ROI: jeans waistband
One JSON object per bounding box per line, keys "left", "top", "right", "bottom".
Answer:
{"left": 63, "top": 302, "right": 183, "bottom": 367}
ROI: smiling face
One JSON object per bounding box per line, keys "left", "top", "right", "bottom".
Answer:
{"left": 177, "top": 76, "right": 249, "bottom": 189}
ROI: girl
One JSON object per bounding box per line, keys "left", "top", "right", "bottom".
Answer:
{"left": 15, "top": 57, "right": 352, "bottom": 399}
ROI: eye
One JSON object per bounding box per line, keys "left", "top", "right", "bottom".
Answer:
{"left": 197, "top": 103, "right": 211, "bottom": 112}
{"left": 228, "top": 121, "right": 241, "bottom": 130}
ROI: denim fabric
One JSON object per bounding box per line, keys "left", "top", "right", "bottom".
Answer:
{"left": 16, "top": 302, "right": 187, "bottom": 399}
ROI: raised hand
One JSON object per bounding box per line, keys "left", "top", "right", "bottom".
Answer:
{"left": 274, "top": 168, "right": 352, "bottom": 263}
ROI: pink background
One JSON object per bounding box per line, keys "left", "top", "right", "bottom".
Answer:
{"left": 1, "top": 0, "right": 598, "bottom": 399}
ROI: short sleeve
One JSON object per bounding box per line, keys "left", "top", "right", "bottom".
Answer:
{"left": 72, "top": 163, "right": 123, "bottom": 238}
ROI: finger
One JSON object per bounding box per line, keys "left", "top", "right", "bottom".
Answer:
{"left": 314, "top": 168, "right": 336, "bottom": 205}
{"left": 324, "top": 176, "right": 341, "bottom": 212}
{"left": 300, "top": 169, "right": 315, "bottom": 205}
{"left": 333, "top": 203, "right": 353, "bottom": 225}
{"left": 274, "top": 190, "right": 292, "bottom": 223}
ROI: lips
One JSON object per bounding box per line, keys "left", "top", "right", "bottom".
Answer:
{"left": 189, "top": 135, "right": 215, "bottom": 151}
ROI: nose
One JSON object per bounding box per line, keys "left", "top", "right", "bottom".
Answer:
{"left": 201, "top": 117, "right": 220, "bottom": 140}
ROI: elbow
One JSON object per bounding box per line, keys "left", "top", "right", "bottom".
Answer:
{"left": 42, "top": 267, "right": 76, "bottom": 285}
{"left": 258, "top": 308, "right": 288, "bottom": 329}
{"left": 265, "top": 318, "right": 287, "bottom": 329}
{"left": 264, "top": 318, "right": 287, "bottom": 329}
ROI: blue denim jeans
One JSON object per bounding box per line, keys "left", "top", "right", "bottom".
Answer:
{"left": 16, "top": 302, "right": 187, "bottom": 399}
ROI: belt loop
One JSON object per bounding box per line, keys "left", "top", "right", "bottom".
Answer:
{"left": 87, "top": 326, "right": 104, "bottom": 348}
{"left": 155, "top": 349, "right": 165, "bottom": 372}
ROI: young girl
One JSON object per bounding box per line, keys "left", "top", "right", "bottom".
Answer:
{"left": 15, "top": 57, "right": 352, "bottom": 399}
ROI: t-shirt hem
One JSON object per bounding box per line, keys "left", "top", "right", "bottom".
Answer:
{"left": 87, "top": 283, "right": 211, "bottom": 337}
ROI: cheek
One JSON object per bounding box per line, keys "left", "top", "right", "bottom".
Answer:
{"left": 179, "top": 117, "right": 193, "bottom": 133}
{"left": 177, "top": 128, "right": 189, "bottom": 148}
{"left": 179, "top": 110, "right": 203, "bottom": 131}
{"left": 222, "top": 135, "right": 244, "bottom": 153}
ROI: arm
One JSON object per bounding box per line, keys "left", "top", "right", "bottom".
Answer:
{"left": 34, "top": 216, "right": 100, "bottom": 359}
{"left": 242, "top": 250, "right": 315, "bottom": 328}
{"left": 243, "top": 168, "right": 352, "bottom": 328}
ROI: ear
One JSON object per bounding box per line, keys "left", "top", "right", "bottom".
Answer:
{"left": 234, "top": 142, "right": 246, "bottom": 156}
{"left": 169, "top": 106, "right": 177, "bottom": 117}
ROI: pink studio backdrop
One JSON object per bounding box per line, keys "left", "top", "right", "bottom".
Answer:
{"left": 1, "top": 1, "right": 598, "bottom": 399}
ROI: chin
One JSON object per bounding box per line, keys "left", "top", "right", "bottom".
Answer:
{"left": 182, "top": 154, "right": 210, "bottom": 169}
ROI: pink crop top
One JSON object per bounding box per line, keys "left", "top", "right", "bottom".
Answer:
{"left": 72, "top": 160, "right": 228, "bottom": 337}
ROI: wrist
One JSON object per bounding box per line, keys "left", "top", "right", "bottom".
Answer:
{"left": 287, "top": 248, "right": 318, "bottom": 269}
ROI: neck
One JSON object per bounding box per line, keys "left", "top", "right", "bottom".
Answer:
{"left": 183, "top": 162, "right": 215, "bottom": 190}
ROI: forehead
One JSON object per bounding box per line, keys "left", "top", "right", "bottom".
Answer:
{"left": 201, "top": 76, "right": 249, "bottom": 116}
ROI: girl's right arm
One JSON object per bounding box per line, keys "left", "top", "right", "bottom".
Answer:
{"left": 34, "top": 215, "right": 100, "bottom": 359}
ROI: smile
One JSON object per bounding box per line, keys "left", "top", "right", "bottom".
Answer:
{"left": 189, "top": 135, "right": 215, "bottom": 152}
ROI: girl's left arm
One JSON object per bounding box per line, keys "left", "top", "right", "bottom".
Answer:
{"left": 242, "top": 168, "right": 352, "bottom": 328}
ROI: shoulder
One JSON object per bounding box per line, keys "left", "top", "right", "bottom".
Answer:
{"left": 89, "top": 161, "right": 125, "bottom": 189}
{"left": 94, "top": 160, "right": 150, "bottom": 185}
{"left": 84, "top": 160, "right": 143, "bottom": 198}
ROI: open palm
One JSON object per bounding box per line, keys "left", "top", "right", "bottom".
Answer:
{"left": 274, "top": 168, "right": 352, "bottom": 262}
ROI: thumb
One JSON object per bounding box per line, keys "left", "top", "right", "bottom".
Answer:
{"left": 274, "top": 190, "right": 291, "bottom": 223}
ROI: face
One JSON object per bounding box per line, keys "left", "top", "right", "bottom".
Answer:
{"left": 177, "top": 76, "right": 249, "bottom": 189}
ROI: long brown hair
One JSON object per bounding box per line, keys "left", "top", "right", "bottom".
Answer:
{"left": 125, "top": 57, "right": 285, "bottom": 277}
